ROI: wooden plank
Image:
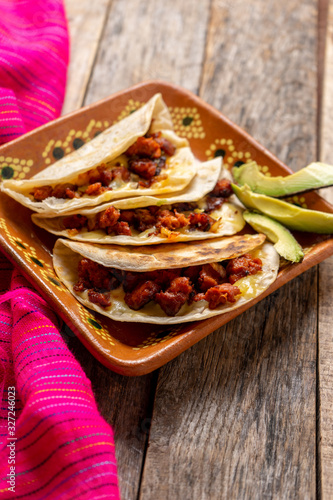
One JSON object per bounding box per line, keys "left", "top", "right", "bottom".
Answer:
{"left": 318, "top": 0, "right": 329, "bottom": 160}
{"left": 318, "top": 258, "right": 333, "bottom": 500}
{"left": 84, "top": 0, "right": 211, "bottom": 104}
{"left": 320, "top": 0, "right": 333, "bottom": 171}
{"left": 62, "top": 329, "right": 157, "bottom": 500}
{"left": 201, "top": 0, "right": 317, "bottom": 172}
{"left": 62, "top": 0, "right": 111, "bottom": 115}
{"left": 318, "top": 0, "right": 333, "bottom": 498}
{"left": 141, "top": 276, "right": 317, "bottom": 499}
{"left": 140, "top": 1, "right": 318, "bottom": 498}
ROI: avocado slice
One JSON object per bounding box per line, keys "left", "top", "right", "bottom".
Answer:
{"left": 232, "top": 183, "right": 333, "bottom": 233}
{"left": 243, "top": 211, "right": 304, "bottom": 262}
{"left": 232, "top": 161, "right": 333, "bottom": 197}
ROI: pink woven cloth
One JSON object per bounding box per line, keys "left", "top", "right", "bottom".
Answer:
{"left": 0, "top": 261, "right": 119, "bottom": 499}
{"left": 0, "top": 0, "right": 69, "bottom": 144}
{"left": 0, "top": 1, "right": 120, "bottom": 498}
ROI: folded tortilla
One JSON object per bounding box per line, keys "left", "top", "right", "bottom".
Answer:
{"left": 32, "top": 162, "right": 245, "bottom": 244}
{"left": 53, "top": 235, "right": 279, "bottom": 324}
{"left": 1, "top": 94, "right": 196, "bottom": 214}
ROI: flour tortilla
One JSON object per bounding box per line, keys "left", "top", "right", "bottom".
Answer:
{"left": 33, "top": 162, "right": 245, "bottom": 244}
{"left": 53, "top": 236, "right": 279, "bottom": 324}
{"left": 1, "top": 94, "right": 195, "bottom": 214}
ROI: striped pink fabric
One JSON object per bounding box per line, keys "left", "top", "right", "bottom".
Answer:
{"left": 0, "top": 261, "right": 120, "bottom": 499}
{"left": 0, "top": 0, "right": 69, "bottom": 144}
{"left": 0, "top": 1, "right": 120, "bottom": 498}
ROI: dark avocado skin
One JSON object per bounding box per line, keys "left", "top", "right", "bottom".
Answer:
{"left": 243, "top": 211, "right": 304, "bottom": 262}
{"left": 232, "top": 184, "right": 333, "bottom": 233}
{"left": 232, "top": 161, "right": 333, "bottom": 197}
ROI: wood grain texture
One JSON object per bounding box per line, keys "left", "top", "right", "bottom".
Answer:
{"left": 318, "top": 0, "right": 333, "bottom": 498}
{"left": 62, "top": 0, "right": 111, "bottom": 115}
{"left": 140, "top": 1, "right": 318, "bottom": 498}
{"left": 84, "top": 0, "right": 211, "bottom": 105}
{"left": 317, "top": 0, "right": 329, "bottom": 160}
{"left": 320, "top": 0, "right": 333, "bottom": 171}
{"left": 62, "top": 328, "right": 156, "bottom": 500}
{"left": 318, "top": 256, "right": 333, "bottom": 500}
{"left": 140, "top": 273, "right": 317, "bottom": 500}
{"left": 200, "top": 0, "right": 317, "bottom": 172}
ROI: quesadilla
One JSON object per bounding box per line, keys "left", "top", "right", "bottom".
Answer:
{"left": 32, "top": 163, "right": 245, "bottom": 244}
{"left": 1, "top": 94, "right": 196, "bottom": 214}
{"left": 53, "top": 236, "right": 279, "bottom": 324}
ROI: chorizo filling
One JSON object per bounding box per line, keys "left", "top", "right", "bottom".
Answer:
{"left": 73, "top": 253, "right": 262, "bottom": 316}
{"left": 62, "top": 178, "right": 233, "bottom": 238}
{"left": 30, "top": 132, "right": 176, "bottom": 202}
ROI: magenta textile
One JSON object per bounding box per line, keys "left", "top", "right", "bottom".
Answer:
{"left": 0, "top": 0, "right": 69, "bottom": 144}
{"left": 0, "top": 1, "right": 120, "bottom": 498}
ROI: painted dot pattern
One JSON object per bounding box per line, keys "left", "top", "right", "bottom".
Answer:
{"left": 73, "top": 138, "right": 85, "bottom": 150}
{"left": 37, "top": 99, "right": 207, "bottom": 174}
{"left": 0, "top": 156, "right": 34, "bottom": 181}
{"left": 77, "top": 306, "right": 115, "bottom": 348}
{"left": 205, "top": 137, "right": 272, "bottom": 175}
{"left": 0, "top": 218, "right": 65, "bottom": 290}
{"left": 113, "top": 99, "right": 145, "bottom": 123}
{"left": 112, "top": 102, "right": 206, "bottom": 142}
{"left": 168, "top": 107, "right": 205, "bottom": 140}
{"left": 214, "top": 149, "right": 226, "bottom": 158}
{"left": 52, "top": 147, "right": 65, "bottom": 160}
{"left": 41, "top": 119, "right": 110, "bottom": 167}
{"left": 284, "top": 195, "right": 308, "bottom": 209}
{"left": 48, "top": 276, "right": 62, "bottom": 287}
{"left": 0, "top": 219, "right": 116, "bottom": 348}
{"left": 0, "top": 220, "right": 116, "bottom": 348}
{"left": 132, "top": 326, "right": 184, "bottom": 350}
{"left": 0, "top": 219, "right": 118, "bottom": 344}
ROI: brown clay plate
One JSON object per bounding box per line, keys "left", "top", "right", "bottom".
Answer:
{"left": 0, "top": 81, "right": 333, "bottom": 376}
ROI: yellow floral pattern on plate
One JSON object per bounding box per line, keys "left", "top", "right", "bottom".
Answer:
{"left": 0, "top": 156, "right": 34, "bottom": 181}
{"left": 205, "top": 138, "right": 272, "bottom": 174}
{"left": 132, "top": 325, "right": 184, "bottom": 350}
{"left": 78, "top": 305, "right": 115, "bottom": 349}
{"left": 41, "top": 120, "right": 111, "bottom": 166}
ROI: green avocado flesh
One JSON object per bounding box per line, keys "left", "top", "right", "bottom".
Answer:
{"left": 243, "top": 211, "right": 304, "bottom": 262}
{"left": 232, "top": 161, "right": 333, "bottom": 197}
{"left": 232, "top": 184, "right": 333, "bottom": 233}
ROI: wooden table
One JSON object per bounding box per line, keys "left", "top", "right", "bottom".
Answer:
{"left": 62, "top": 1, "right": 333, "bottom": 498}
